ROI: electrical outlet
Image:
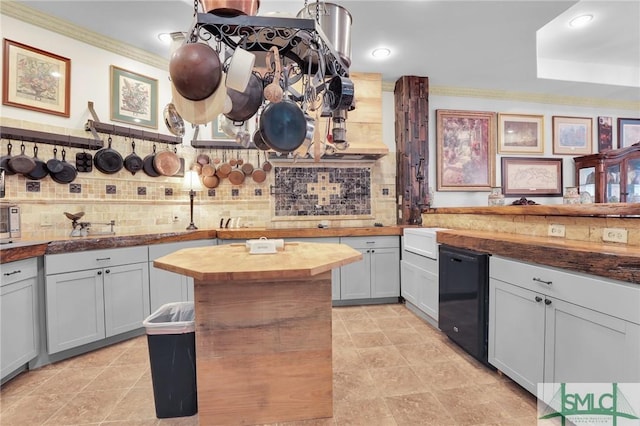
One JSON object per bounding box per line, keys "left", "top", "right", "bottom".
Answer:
{"left": 548, "top": 224, "right": 565, "bottom": 237}
{"left": 172, "top": 212, "right": 179, "bottom": 223}
{"left": 40, "top": 213, "right": 52, "bottom": 227}
{"left": 603, "top": 228, "right": 628, "bottom": 244}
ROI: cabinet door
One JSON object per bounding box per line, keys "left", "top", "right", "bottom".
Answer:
{"left": 46, "top": 269, "right": 105, "bottom": 354}
{"left": 400, "top": 260, "right": 419, "bottom": 305}
{"left": 489, "top": 279, "right": 545, "bottom": 396}
{"left": 103, "top": 263, "right": 150, "bottom": 337}
{"left": 371, "top": 248, "right": 400, "bottom": 298}
{"left": 544, "top": 297, "right": 640, "bottom": 384}
{"left": 1, "top": 278, "right": 38, "bottom": 378}
{"left": 417, "top": 268, "right": 438, "bottom": 322}
{"left": 340, "top": 249, "right": 370, "bottom": 299}
{"left": 149, "top": 265, "right": 189, "bottom": 312}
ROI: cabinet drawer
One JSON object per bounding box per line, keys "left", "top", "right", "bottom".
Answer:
{"left": 1, "top": 258, "right": 38, "bottom": 286}
{"left": 149, "top": 240, "right": 214, "bottom": 260}
{"left": 45, "top": 246, "right": 149, "bottom": 275}
{"left": 402, "top": 251, "right": 438, "bottom": 275}
{"left": 340, "top": 236, "right": 399, "bottom": 249}
{"left": 491, "top": 256, "right": 640, "bottom": 325}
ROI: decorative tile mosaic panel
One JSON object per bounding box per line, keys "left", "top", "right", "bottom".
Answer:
{"left": 69, "top": 184, "right": 81, "bottom": 193}
{"left": 106, "top": 185, "right": 116, "bottom": 194}
{"left": 165, "top": 188, "right": 173, "bottom": 196}
{"left": 26, "top": 181, "right": 40, "bottom": 192}
{"left": 137, "top": 187, "right": 147, "bottom": 196}
{"left": 274, "top": 167, "right": 371, "bottom": 217}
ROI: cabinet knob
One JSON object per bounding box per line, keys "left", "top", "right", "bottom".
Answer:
{"left": 535, "top": 296, "right": 542, "bottom": 302}
{"left": 105, "top": 269, "right": 110, "bottom": 274}
{"left": 544, "top": 299, "right": 552, "bottom": 305}
{"left": 97, "top": 271, "right": 102, "bottom": 275}
{"left": 371, "top": 249, "right": 375, "bottom": 253}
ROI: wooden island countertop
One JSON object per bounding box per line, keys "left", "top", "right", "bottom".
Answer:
{"left": 152, "top": 242, "right": 362, "bottom": 425}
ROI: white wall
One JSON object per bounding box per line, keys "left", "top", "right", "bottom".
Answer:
{"left": 382, "top": 88, "right": 637, "bottom": 207}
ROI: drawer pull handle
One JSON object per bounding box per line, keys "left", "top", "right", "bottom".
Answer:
{"left": 451, "top": 258, "right": 462, "bottom": 262}
{"left": 535, "top": 296, "right": 542, "bottom": 302}
{"left": 96, "top": 257, "right": 111, "bottom": 261}
{"left": 3, "top": 270, "right": 21, "bottom": 276}
{"left": 545, "top": 299, "right": 552, "bottom": 305}
{"left": 533, "top": 277, "right": 552, "bottom": 285}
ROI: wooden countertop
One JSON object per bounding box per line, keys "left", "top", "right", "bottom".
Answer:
{"left": 153, "top": 242, "right": 363, "bottom": 281}
{"left": 437, "top": 230, "right": 640, "bottom": 284}
{"left": 216, "top": 226, "right": 405, "bottom": 239}
{"left": 425, "top": 203, "right": 640, "bottom": 217}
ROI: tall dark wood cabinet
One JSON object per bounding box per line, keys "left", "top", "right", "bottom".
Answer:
{"left": 394, "top": 76, "right": 429, "bottom": 225}
{"left": 574, "top": 143, "right": 640, "bottom": 203}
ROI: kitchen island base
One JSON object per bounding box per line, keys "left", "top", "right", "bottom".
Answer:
{"left": 194, "top": 272, "right": 333, "bottom": 425}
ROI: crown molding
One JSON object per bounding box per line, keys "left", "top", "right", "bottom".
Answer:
{"left": 381, "top": 80, "right": 640, "bottom": 112}
{"left": 1, "top": 1, "right": 169, "bottom": 70}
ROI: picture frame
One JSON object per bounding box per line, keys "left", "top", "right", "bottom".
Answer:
{"left": 501, "top": 157, "right": 563, "bottom": 197}
{"left": 497, "top": 113, "right": 544, "bottom": 154}
{"left": 2, "top": 39, "right": 70, "bottom": 117}
{"left": 552, "top": 115, "right": 593, "bottom": 155}
{"left": 110, "top": 65, "right": 158, "bottom": 129}
{"left": 618, "top": 117, "right": 640, "bottom": 148}
{"left": 597, "top": 116, "right": 614, "bottom": 152}
{"left": 436, "top": 109, "right": 496, "bottom": 191}
{"left": 211, "top": 114, "right": 234, "bottom": 140}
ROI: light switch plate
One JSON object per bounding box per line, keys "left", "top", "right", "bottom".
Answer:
{"left": 548, "top": 224, "right": 565, "bottom": 237}
{"left": 603, "top": 228, "right": 628, "bottom": 244}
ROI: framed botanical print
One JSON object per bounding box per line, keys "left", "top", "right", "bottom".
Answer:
{"left": 2, "top": 39, "right": 70, "bottom": 117}
{"left": 110, "top": 65, "right": 158, "bottom": 129}
{"left": 618, "top": 117, "right": 640, "bottom": 148}
{"left": 501, "top": 157, "right": 563, "bottom": 197}
{"left": 436, "top": 109, "right": 496, "bottom": 191}
{"left": 497, "top": 113, "right": 544, "bottom": 154}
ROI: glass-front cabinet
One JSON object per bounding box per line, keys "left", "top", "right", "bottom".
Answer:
{"left": 574, "top": 144, "right": 640, "bottom": 203}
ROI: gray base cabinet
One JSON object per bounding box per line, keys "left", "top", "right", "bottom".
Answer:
{"left": 1, "top": 258, "right": 39, "bottom": 380}
{"left": 489, "top": 256, "right": 640, "bottom": 397}
{"left": 148, "top": 240, "right": 215, "bottom": 312}
{"left": 45, "top": 247, "right": 149, "bottom": 354}
{"left": 339, "top": 236, "right": 400, "bottom": 301}
{"left": 400, "top": 250, "right": 438, "bottom": 322}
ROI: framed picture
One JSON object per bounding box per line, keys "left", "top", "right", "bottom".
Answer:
{"left": 597, "top": 116, "right": 614, "bottom": 152}
{"left": 436, "top": 109, "right": 496, "bottom": 191}
{"left": 501, "top": 157, "right": 563, "bottom": 197}
{"left": 2, "top": 39, "right": 70, "bottom": 117}
{"left": 618, "top": 117, "right": 640, "bottom": 148}
{"left": 211, "top": 114, "right": 234, "bottom": 140}
{"left": 497, "top": 113, "right": 544, "bottom": 154}
{"left": 110, "top": 65, "right": 158, "bottom": 129}
{"left": 552, "top": 116, "right": 593, "bottom": 155}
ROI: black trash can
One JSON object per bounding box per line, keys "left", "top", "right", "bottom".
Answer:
{"left": 143, "top": 301, "right": 197, "bottom": 418}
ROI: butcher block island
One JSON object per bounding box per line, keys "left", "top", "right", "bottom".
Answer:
{"left": 153, "top": 242, "right": 362, "bottom": 425}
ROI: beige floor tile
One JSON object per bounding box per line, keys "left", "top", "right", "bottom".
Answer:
{"left": 384, "top": 392, "right": 456, "bottom": 426}
{"left": 44, "top": 389, "right": 127, "bottom": 424}
{"left": 350, "top": 331, "right": 392, "bottom": 348}
{"left": 368, "top": 366, "right": 430, "bottom": 397}
{"left": 0, "top": 304, "right": 538, "bottom": 426}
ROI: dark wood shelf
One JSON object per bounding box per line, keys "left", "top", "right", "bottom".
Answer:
{"left": 1, "top": 126, "right": 104, "bottom": 150}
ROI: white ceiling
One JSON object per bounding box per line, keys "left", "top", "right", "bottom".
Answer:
{"left": 10, "top": 0, "right": 640, "bottom": 103}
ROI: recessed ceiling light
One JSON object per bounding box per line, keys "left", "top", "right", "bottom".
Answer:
{"left": 157, "top": 33, "right": 172, "bottom": 44}
{"left": 569, "top": 14, "right": 593, "bottom": 28}
{"left": 371, "top": 47, "right": 391, "bottom": 58}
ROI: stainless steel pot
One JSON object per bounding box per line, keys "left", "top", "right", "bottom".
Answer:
{"left": 297, "top": 2, "right": 353, "bottom": 67}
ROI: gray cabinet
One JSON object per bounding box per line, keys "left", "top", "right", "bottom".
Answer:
{"left": 1, "top": 258, "right": 39, "bottom": 380}
{"left": 339, "top": 236, "right": 400, "bottom": 302}
{"left": 45, "top": 247, "right": 149, "bottom": 354}
{"left": 401, "top": 250, "right": 438, "bottom": 322}
{"left": 148, "top": 240, "right": 215, "bottom": 312}
{"left": 283, "top": 237, "right": 341, "bottom": 300}
{"left": 489, "top": 256, "right": 640, "bottom": 396}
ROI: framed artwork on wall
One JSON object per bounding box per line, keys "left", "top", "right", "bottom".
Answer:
{"left": 436, "top": 109, "right": 496, "bottom": 191}
{"left": 597, "top": 116, "right": 614, "bottom": 151}
{"left": 211, "top": 114, "right": 234, "bottom": 140}
{"left": 501, "top": 157, "right": 563, "bottom": 197}
{"left": 552, "top": 116, "right": 593, "bottom": 155}
{"left": 110, "top": 65, "right": 158, "bottom": 129}
{"left": 618, "top": 117, "right": 640, "bottom": 148}
{"left": 2, "top": 39, "right": 70, "bottom": 117}
{"left": 497, "top": 113, "right": 544, "bottom": 154}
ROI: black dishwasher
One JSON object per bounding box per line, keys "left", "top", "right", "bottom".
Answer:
{"left": 438, "top": 245, "right": 491, "bottom": 366}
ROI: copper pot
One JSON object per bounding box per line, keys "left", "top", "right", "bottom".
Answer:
{"left": 201, "top": 0, "right": 260, "bottom": 16}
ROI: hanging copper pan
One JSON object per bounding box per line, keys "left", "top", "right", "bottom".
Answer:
{"left": 153, "top": 146, "right": 181, "bottom": 176}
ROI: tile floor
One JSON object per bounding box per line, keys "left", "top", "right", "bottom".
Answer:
{"left": 0, "top": 304, "right": 538, "bottom": 425}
